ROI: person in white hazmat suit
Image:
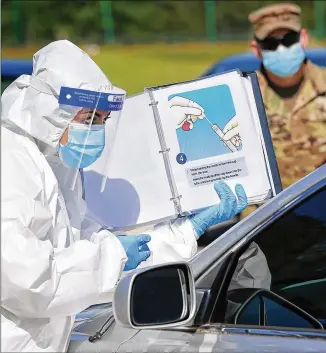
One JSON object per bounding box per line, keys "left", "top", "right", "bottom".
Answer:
{"left": 1, "top": 40, "right": 249, "bottom": 353}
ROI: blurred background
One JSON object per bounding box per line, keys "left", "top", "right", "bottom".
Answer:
{"left": 2, "top": 0, "right": 325, "bottom": 95}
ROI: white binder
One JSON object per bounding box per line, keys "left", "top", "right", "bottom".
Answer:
{"left": 83, "top": 70, "right": 282, "bottom": 231}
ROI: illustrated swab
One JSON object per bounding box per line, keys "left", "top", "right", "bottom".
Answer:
{"left": 204, "top": 115, "right": 238, "bottom": 153}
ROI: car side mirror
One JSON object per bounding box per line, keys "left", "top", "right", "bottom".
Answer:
{"left": 234, "top": 289, "right": 323, "bottom": 330}
{"left": 113, "top": 262, "right": 196, "bottom": 329}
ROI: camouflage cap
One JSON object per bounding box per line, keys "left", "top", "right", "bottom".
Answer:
{"left": 248, "top": 3, "right": 301, "bottom": 40}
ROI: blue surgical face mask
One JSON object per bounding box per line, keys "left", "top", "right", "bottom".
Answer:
{"left": 262, "top": 42, "right": 305, "bottom": 78}
{"left": 59, "top": 123, "right": 105, "bottom": 169}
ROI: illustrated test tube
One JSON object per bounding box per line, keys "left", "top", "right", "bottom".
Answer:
{"left": 211, "top": 124, "right": 237, "bottom": 153}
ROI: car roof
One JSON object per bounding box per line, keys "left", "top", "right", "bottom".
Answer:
{"left": 201, "top": 48, "right": 326, "bottom": 77}
{"left": 1, "top": 59, "right": 33, "bottom": 78}
{"left": 191, "top": 163, "right": 326, "bottom": 280}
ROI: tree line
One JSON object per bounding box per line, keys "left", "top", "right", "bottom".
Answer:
{"left": 2, "top": 0, "right": 320, "bottom": 46}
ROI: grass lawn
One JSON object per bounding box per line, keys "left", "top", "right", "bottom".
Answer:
{"left": 3, "top": 39, "right": 325, "bottom": 95}
{"left": 92, "top": 42, "right": 249, "bottom": 95}
{"left": 2, "top": 42, "right": 249, "bottom": 95}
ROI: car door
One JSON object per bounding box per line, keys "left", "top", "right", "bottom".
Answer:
{"left": 69, "top": 173, "right": 326, "bottom": 353}
{"left": 190, "top": 179, "right": 326, "bottom": 352}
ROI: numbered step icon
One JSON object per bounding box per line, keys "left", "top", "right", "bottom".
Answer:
{"left": 176, "top": 153, "right": 187, "bottom": 165}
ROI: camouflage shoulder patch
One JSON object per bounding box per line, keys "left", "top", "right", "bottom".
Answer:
{"left": 306, "top": 61, "right": 326, "bottom": 95}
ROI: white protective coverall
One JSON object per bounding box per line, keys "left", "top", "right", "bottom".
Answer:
{"left": 1, "top": 40, "right": 198, "bottom": 352}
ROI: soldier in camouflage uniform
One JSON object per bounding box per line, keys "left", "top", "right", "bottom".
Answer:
{"left": 248, "top": 3, "right": 326, "bottom": 189}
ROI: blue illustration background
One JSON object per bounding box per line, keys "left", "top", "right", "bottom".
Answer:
{"left": 168, "top": 84, "right": 239, "bottom": 162}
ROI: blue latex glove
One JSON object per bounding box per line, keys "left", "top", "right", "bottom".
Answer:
{"left": 189, "top": 181, "right": 248, "bottom": 238}
{"left": 117, "top": 234, "right": 151, "bottom": 271}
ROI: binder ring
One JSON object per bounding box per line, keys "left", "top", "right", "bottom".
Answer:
{"left": 159, "top": 148, "right": 170, "bottom": 154}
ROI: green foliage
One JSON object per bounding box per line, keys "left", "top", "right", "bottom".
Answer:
{"left": 2, "top": 0, "right": 324, "bottom": 46}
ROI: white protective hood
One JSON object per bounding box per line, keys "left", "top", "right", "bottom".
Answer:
{"left": 1, "top": 40, "right": 128, "bottom": 353}
{"left": 1, "top": 39, "right": 113, "bottom": 152}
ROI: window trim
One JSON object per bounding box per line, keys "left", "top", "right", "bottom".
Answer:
{"left": 201, "top": 178, "right": 326, "bottom": 336}
{"left": 220, "top": 325, "right": 326, "bottom": 340}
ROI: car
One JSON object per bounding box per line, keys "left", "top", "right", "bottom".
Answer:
{"left": 1, "top": 58, "right": 33, "bottom": 93}
{"left": 200, "top": 48, "right": 326, "bottom": 77}
{"left": 68, "top": 164, "right": 326, "bottom": 352}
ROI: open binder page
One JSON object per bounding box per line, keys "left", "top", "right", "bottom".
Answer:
{"left": 150, "top": 70, "right": 272, "bottom": 214}
{"left": 83, "top": 92, "right": 175, "bottom": 230}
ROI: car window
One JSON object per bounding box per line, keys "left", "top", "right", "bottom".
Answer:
{"left": 223, "top": 186, "right": 326, "bottom": 328}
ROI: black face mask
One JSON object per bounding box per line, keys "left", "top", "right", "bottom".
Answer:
{"left": 256, "top": 30, "right": 301, "bottom": 51}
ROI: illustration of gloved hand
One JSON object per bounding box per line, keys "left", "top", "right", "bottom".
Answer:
{"left": 189, "top": 181, "right": 248, "bottom": 238}
{"left": 223, "top": 117, "right": 242, "bottom": 147}
{"left": 117, "top": 234, "right": 151, "bottom": 271}
{"left": 169, "top": 96, "right": 205, "bottom": 131}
